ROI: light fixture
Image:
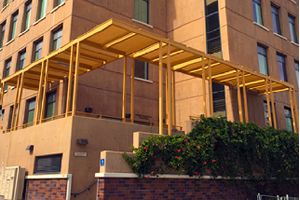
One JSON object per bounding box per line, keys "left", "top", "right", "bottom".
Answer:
{"left": 76, "top": 139, "right": 88, "bottom": 145}
{"left": 26, "top": 145, "right": 34, "bottom": 152}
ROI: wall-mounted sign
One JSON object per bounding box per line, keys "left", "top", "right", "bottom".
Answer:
{"left": 135, "top": 114, "right": 151, "bottom": 120}
{"left": 100, "top": 159, "right": 105, "bottom": 166}
{"left": 74, "top": 152, "right": 87, "bottom": 157}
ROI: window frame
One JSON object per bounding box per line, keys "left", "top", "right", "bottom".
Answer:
{"left": 18, "top": 50, "right": 26, "bottom": 71}
{"left": 271, "top": 4, "right": 281, "bottom": 35}
{"left": 51, "top": 26, "right": 63, "bottom": 51}
{"left": 133, "top": 0, "right": 149, "bottom": 24}
{"left": 38, "top": 0, "right": 47, "bottom": 20}
{"left": 3, "top": 58, "right": 11, "bottom": 91}
{"left": 10, "top": 11, "right": 19, "bottom": 41}
{"left": 24, "top": 98, "right": 36, "bottom": 126}
{"left": 0, "top": 21, "right": 6, "bottom": 49}
{"left": 257, "top": 44, "right": 269, "bottom": 75}
{"left": 263, "top": 100, "right": 275, "bottom": 127}
{"left": 134, "top": 60, "right": 149, "bottom": 80}
{"left": 252, "top": 0, "right": 263, "bottom": 25}
{"left": 277, "top": 53, "right": 287, "bottom": 81}
{"left": 295, "top": 60, "right": 299, "bottom": 85}
{"left": 23, "top": 1, "right": 32, "bottom": 31}
{"left": 288, "top": 15, "right": 298, "bottom": 44}
{"left": 45, "top": 91, "right": 56, "bottom": 119}
{"left": 33, "top": 38, "right": 43, "bottom": 61}
{"left": 284, "top": 107, "right": 293, "bottom": 132}
{"left": 34, "top": 154, "right": 62, "bottom": 174}
{"left": 3, "top": 0, "right": 9, "bottom": 8}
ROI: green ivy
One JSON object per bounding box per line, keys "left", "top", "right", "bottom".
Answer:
{"left": 123, "top": 117, "right": 299, "bottom": 187}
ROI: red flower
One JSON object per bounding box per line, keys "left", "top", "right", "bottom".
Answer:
{"left": 144, "top": 147, "right": 147, "bottom": 150}
{"left": 184, "top": 139, "right": 188, "bottom": 142}
{"left": 212, "top": 160, "right": 217, "bottom": 162}
{"left": 203, "top": 161, "right": 207, "bottom": 165}
{"left": 204, "top": 130, "right": 206, "bottom": 132}
{"left": 146, "top": 176, "right": 149, "bottom": 179}
{"left": 260, "top": 182, "right": 264, "bottom": 186}
{"left": 175, "top": 156, "right": 179, "bottom": 159}
{"left": 178, "top": 149, "right": 181, "bottom": 152}
{"left": 197, "top": 146, "right": 201, "bottom": 149}
{"left": 150, "top": 171, "right": 154, "bottom": 175}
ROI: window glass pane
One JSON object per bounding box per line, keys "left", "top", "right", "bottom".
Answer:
{"left": 295, "top": 61, "right": 299, "bottom": 85}
{"left": 19, "top": 51, "right": 26, "bottom": 70}
{"left": 289, "top": 16, "right": 298, "bottom": 43}
{"left": 25, "top": 2, "right": 32, "bottom": 30}
{"left": 206, "top": 13, "right": 220, "bottom": 32}
{"left": 35, "top": 154, "right": 62, "bottom": 174}
{"left": 27, "top": 99, "right": 35, "bottom": 125}
{"left": 257, "top": 45, "right": 268, "bottom": 75}
{"left": 271, "top": 6, "right": 281, "bottom": 35}
{"left": 39, "top": 0, "right": 47, "bottom": 19}
{"left": 205, "top": 0, "right": 218, "bottom": 15}
{"left": 135, "top": 60, "right": 148, "bottom": 80}
{"left": 264, "top": 101, "right": 274, "bottom": 126}
{"left": 134, "top": 0, "right": 148, "bottom": 24}
{"left": 11, "top": 13, "right": 18, "bottom": 39}
{"left": 277, "top": 54, "right": 287, "bottom": 81}
{"left": 52, "top": 27, "right": 62, "bottom": 51}
{"left": 45, "top": 92, "right": 56, "bottom": 118}
{"left": 252, "top": 0, "right": 263, "bottom": 25}
{"left": 34, "top": 40, "right": 43, "bottom": 61}
{"left": 284, "top": 108, "right": 293, "bottom": 132}
{"left": 57, "top": 0, "right": 64, "bottom": 5}
{"left": 0, "top": 23, "right": 5, "bottom": 48}
{"left": 5, "top": 0, "right": 9, "bottom": 6}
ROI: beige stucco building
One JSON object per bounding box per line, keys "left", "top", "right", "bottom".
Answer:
{"left": 0, "top": 0, "right": 298, "bottom": 199}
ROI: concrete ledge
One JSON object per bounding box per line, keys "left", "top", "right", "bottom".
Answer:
{"left": 25, "top": 174, "right": 71, "bottom": 179}
{"left": 100, "top": 151, "right": 134, "bottom": 173}
{"left": 133, "top": 132, "right": 159, "bottom": 148}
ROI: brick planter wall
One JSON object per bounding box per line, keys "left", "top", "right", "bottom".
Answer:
{"left": 97, "top": 178, "right": 299, "bottom": 200}
{"left": 25, "top": 179, "right": 67, "bottom": 200}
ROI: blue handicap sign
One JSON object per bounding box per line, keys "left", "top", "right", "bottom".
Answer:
{"left": 100, "top": 159, "right": 105, "bottom": 166}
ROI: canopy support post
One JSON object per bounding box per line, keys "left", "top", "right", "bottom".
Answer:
{"left": 159, "top": 41, "right": 163, "bottom": 135}
{"left": 242, "top": 70, "right": 248, "bottom": 123}
{"left": 202, "top": 56, "right": 207, "bottom": 117}
{"left": 122, "top": 57, "right": 127, "bottom": 122}
{"left": 208, "top": 58, "right": 213, "bottom": 117}
{"left": 269, "top": 81, "right": 277, "bottom": 129}
{"left": 289, "top": 88, "right": 296, "bottom": 133}
{"left": 11, "top": 75, "right": 20, "bottom": 130}
{"left": 172, "top": 71, "right": 176, "bottom": 128}
{"left": 72, "top": 42, "right": 80, "bottom": 116}
{"left": 265, "top": 79, "right": 272, "bottom": 127}
{"left": 14, "top": 72, "right": 24, "bottom": 130}
{"left": 131, "top": 59, "right": 135, "bottom": 123}
{"left": 236, "top": 70, "right": 243, "bottom": 123}
{"left": 40, "top": 59, "right": 49, "bottom": 124}
{"left": 65, "top": 45, "right": 74, "bottom": 117}
{"left": 167, "top": 43, "right": 172, "bottom": 136}
{"left": 292, "top": 88, "right": 299, "bottom": 132}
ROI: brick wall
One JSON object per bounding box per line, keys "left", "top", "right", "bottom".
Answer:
{"left": 97, "top": 178, "right": 299, "bottom": 200}
{"left": 25, "top": 179, "right": 67, "bottom": 200}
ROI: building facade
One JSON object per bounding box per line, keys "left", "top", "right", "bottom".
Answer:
{"left": 0, "top": 0, "right": 298, "bottom": 199}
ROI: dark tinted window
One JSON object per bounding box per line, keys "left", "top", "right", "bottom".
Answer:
{"left": 35, "top": 154, "right": 62, "bottom": 174}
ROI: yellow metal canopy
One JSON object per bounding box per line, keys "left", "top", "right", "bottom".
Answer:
{"left": 2, "top": 18, "right": 293, "bottom": 93}
{"left": 1, "top": 18, "right": 298, "bottom": 134}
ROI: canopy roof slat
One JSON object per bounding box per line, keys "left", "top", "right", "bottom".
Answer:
{"left": 1, "top": 18, "right": 293, "bottom": 94}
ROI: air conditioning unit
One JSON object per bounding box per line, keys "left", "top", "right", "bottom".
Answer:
{"left": 0, "top": 166, "right": 25, "bottom": 200}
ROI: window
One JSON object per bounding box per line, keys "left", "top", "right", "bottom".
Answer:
{"left": 3, "top": 0, "right": 9, "bottom": 7}
{"left": 135, "top": 60, "right": 148, "bottom": 80}
{"left": 4, "top": 59, "right": 11, "bottom": 91}
{"left": 205, "top": 0, "right": 222, "bottom": 57}
{"left": 289, "top": 15, "right": 298, "bottom": 43}
{"left": 45, "top": 92, "right": 56, "bottom": 119}
{"left": 23, "top": 1, "right": 32, "bottom": 31}
{"left": 35, "top": 154, "right": 62, "bottom": 174}
{"left": 52, "top": 27, "right": 62, "bottom": 51}
{"left": 1, "top": 109, "right": 4, "bottom": 122}
{"left": 134, "top": 0, "right": 149, "bottom": 24}
{"left": 18, "top": 50, "right": 26, "bottom": 70}
{"left": 264, "top": 101, "right": 274, "bottom": 127}
{"left": 284, "top": 107, "right": 293, "bottom": 132}
{"left": 271, "top": 5, "right": 281, "bottom": 35}
{"left": 33, "top": 39, "right": 43, "bottom": 61}
{"left": 7, "top": 105, "right": 17, "bottom": 129}
{"left": 10, "top": 12, "right": 18, "bottom": 40}
{"left": 295, "top": 61, "right": 299, "bottom": 85}
{"left": 252, "top": 0, "right": 263, "bottom": 25}
{"left": 38, "top": 0, "right": 47, "bottom": 19}
{"left": 25, "top": 98, "right": 35, "bottom": 126}
{"left": 0, "top": 22, "right": 5, "bottom": 48}
{"left": 257, "top": 45, "right": 268, "bottom": 75}
{"left": 277, "top": 54, "right": 287, "bottom": 81}
{"left": 56, "top": 0, "right": 65, "bottom": 7}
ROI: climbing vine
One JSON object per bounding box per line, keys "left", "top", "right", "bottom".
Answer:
{"left": 123, "top": 117, "right": 299, "bottom": 188}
